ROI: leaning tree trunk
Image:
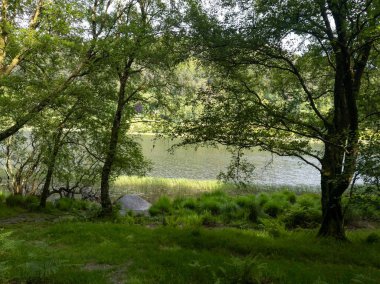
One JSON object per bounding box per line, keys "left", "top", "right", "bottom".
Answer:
{"left": 40, "top": 128, "right": 63, "bottom": 208}
{"left": 99, "top": 72, "right": 129, "bottom": 216}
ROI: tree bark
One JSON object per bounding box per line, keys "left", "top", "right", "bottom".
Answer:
{"left": 317, "top": 41, "right": 362, "bottom": 239}
{"left": 318, "top": 143, "right": 350, "bottom": 239}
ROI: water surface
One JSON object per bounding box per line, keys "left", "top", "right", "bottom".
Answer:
{"left": 137, "top": 136, "right": 321, "bottom": 188}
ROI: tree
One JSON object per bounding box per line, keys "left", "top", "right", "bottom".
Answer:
{"left": 178, "top": 0, "right": 380, "bottom": 239}
{"left": 94, "top": 0, "right": 181, "bottom": 215}
{"left": 0, "top": 131, "right": 44, "bottom": 195}
{"left": 0, "top": 0, "right": 111, "bottom": 142}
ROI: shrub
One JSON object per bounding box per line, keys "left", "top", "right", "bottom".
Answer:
{"left": 55, "top": 198, "right": 74, "bottom": 211}
{"left": 6, "top": 195, "right": 26, "bottom": 208}
{"left": 261, "top": 219, "right": 286, "bottom": 238}
{"left": 172, "top": 197, "right": 185, "bottom": 209}
{"left": 343, "top": 206, "right": 363, "bottom": 225}
{"left": 365, "top": 233, "right": 380, "bottom": 244}
{"left": 247, "top": 203, "right": 261, "bottom": 223}
{"left": 199, "top": 199, "right": 223, "bottom": 215}
{"left": 24, "top": 195, "right": 40, "bottom": 210}
{"left": 297, "top": 194, "right": 319, "bottom": 209}
{"left": 263, "top": 201, "right": 284, "bottom": 218}
{"left": 257, "top": 193, "right": 269, "bottom": 206}
{"left": 149, "top": 196, "right": 172, "bottom": 216}
{"left": 235, "top": 195, "right": 256, "bottom": 208}
{"left": 282, "top": 205, "right": 321, "bottom": 229}
{"left": 220, "top": 201, "right": 240, "bottom": 222}
{"left": 281, "top": 191, "right": 297, "bottom": 204}
{"left": 182, "top": 198, "right": 198, "bottom": 210}
{"left": 72, "top": 199, "right": 91, "bottom": 211}
{"left": 201, "top": 211, "right": 218, "bottom": 226}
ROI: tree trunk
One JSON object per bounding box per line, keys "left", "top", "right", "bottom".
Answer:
{"left": 99, "top": 73, "right": 129, "bottom": 216}
{"left": 318, "top": 151, "right": 347, "bottom": 239}
{"left": 39, "top": 128, "right": 63, "bottom": 208}
{"left": 317, "top": 49, "right": 360, "bottom": 239}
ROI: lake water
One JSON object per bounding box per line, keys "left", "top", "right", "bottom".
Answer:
{"left": 137, "top": 136, "right": 321, "bottom": 188}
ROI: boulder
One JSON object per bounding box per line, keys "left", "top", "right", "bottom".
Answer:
{"left": 116, "top": 194, "right": 151, "bottom": 216}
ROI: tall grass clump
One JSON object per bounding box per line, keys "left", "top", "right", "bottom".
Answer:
{"left": 147, "top": 190, "right": 328, "bottom": 230}
{"left": 5, "top": 195, "right": 39, "bottom": 209}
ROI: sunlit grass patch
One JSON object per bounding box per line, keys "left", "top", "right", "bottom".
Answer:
{"left": 111, "top": 176, "right": 318, "bottom": 202}
{"left": 111, "top": 176, "right": 234, "bottom": 202}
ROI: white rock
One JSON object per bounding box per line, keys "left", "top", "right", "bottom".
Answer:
{"left": 116, "top": 195, "right": 151, "bottom": 216}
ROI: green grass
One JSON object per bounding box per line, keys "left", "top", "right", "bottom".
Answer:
{"left": 1, "top": 179, "right": 379, "bottom": 283}
{"left": 111, "top": 176, "right": 318, "bottom": 202}
{"left": 1, "top": 222, "right": 380, "bottom": 283}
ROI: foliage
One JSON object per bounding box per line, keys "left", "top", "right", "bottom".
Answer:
{"left": 5, "top": 194, "right": 39, "bottom": 210}
{"left": 147, "top": 190, "right": 321, "bottom": 229}
{"left": 217, "top": 148, "right": 256, "bottom": 187}
{"left": 0, "top": 132, "right": 45, "bottom": 195}
{"left": 176, "top": 0, "right": 380, "bottom": 238}
{"left": 365, "top": 233, "right": 380, "bottom": 244}
{"left": 149, "top": 196, "right": 173, "bottom": 217}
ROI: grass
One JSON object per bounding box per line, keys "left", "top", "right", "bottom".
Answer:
{"left": 1, "top": 179, "right": 379, "bottom": 283}
{"left": 111, "top": 176, "right": 318, "bottom": 202}
{"left": 1, "top": 222, "right": 380, "bottom": 283}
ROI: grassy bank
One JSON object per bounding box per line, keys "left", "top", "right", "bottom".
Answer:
{"left": 1, "top": 179, "right": 379, "bottom": 283}
{"left": 0, "top": 222, "right": 380, "bottom": 283}
{"left": 0, "top": 222, "right": 379, "bottom": 283}
{"left": 111, "top": 176, "right": 318, "bottom": 202}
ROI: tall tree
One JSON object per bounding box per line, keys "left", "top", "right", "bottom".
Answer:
{"left": 179, "top": 0, "right": 380, "bottom": 238}
{"left": 96, "top": 0, "right": 180, "bottom": 215}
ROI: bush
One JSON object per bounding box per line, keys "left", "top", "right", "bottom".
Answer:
{"left": 282, "top": 205, "right": 321, "bottom": 229}
{"left": 199, "top": 199, "right": 223, "bottom": 215}
{"left": 263, "top": 201, "right": 284, "bottom": 218}
{"left": 24, "top": 195, "right": 40, "bottom": 210}
{"left": 182, "top": 198, "right": 198, "bottom": 210}
{"left": 260, "top": 219, "right": 286, "bottom": 238}
{"left": 365, "top": 233, "right": 380, "bottom": 244}
{"left": 72, "top": 199, "right": 91, "bottom": 211}
{"left": 6, "top": 195, "right": 27, "bottom": 208}
{"left": 55, "top": 198, "right": 75, "bottom": 211}
{"left": 297, "top": 194, "right": 320, "bottom": 209}
{"left": 149, "top": 196, "right": 172, "bottom": 216}
{"left": 247, "top": 203, "right": 261, "bottom": 223}
{"left": 281, "top": 191, "right": 297, "bottom": 204}
{"left": 220, "top": 201, "right": 240, "bottom": 222}
{"left": 235, "top": 195, "right": 256, "bottom": 208}
{"left": 257, "top": 193, "right": 269, "bottom": 206}
{"left": 201, "top": 211, "right": 218, "bottom": 226}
